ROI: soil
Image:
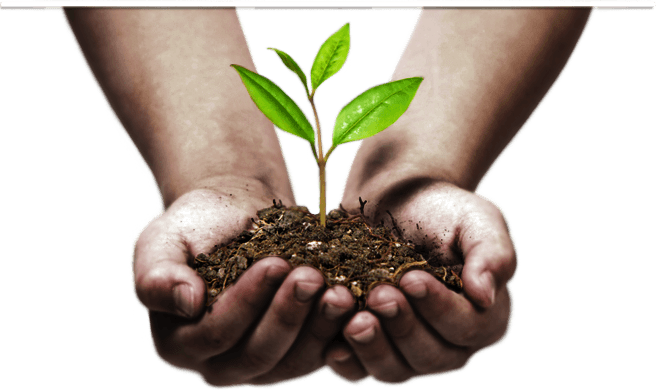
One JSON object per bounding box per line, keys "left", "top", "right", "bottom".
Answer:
{"left": 193, "top": 200, "right": 463, "bottom": 310}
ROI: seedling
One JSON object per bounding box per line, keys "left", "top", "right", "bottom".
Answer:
{"left": 232, "top": 23, "right": 422, "bottom": 226}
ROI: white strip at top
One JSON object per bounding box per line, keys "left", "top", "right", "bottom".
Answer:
{"left": 0, "top": 1, "right": 656, "bottom": 9}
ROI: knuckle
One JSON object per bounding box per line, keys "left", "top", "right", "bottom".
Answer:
{"left": 448, "top": 324, "right": 480, "bottom": 347}
{"left": 274, "top": 290, "right": 314, "bottom": 331}
{"left": 491, "top": 238, "right": 516, "bottom": 269}
{"left": 200, "top": 330, "right": 232, "bottom": 356}
{"left": 452, "top": 327, "right": 480, "bottom": 347}
{"left": 135, "top": 267, "right": 169, "bottom": 306}
{"left": 273, "top": 308, "right": 304, "bottom": 331}
{"left": 389, "top": 317, "right": 418, "bottom": 341}
{"left": 242, "top": 348, "right": 277, "bottom": 373}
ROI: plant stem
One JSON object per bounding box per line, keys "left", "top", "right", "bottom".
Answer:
{"left": 318, "top": 159, "right": 326, "bottom": 226}
{"left": 309, "top": 93, "right": 327, "bottom": 226}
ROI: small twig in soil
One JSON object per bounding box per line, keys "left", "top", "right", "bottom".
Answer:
{"left": 358, "top": 197, "right": 368, "bottom": 216}
{"left": 386, "top": 210, "right": 405, "bottom": 241}
{"left": 391, "top": 260, "right": 428, "bottom": 281}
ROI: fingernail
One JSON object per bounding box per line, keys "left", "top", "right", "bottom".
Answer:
{"left": 481, "top": 272, "right": 496, "bottom": 306}
{"left": 265, "top": 261, "right": 290, "bottom": 281}
{"left": 173, "top": 284, "right": 194, "bottom": 318}
{"left": 323, "top": 302, "right": 347, "bottom": 320}
{"left": 373, "top": 301, "right": 398, "bottom": 318}
{"left": 350, "top": 325, "right": 376, "bottom": 344}
{"left": 403, "top": 279, "right": 427, "bottom": 299}
{"left": 295, "top": 281, "right": 323, "bottom": 302}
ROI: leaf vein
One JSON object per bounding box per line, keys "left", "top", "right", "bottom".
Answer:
{"left": 242, "top": 71, "right": 312, "bottom": 141}
{"left": 335, "top": 85, "right": 413, "bottom": 144}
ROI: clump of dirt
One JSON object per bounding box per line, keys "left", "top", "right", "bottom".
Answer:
{"left": 193, "top": 200, "right": 463, "bottom": 309}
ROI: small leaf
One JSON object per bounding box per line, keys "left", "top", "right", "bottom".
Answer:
{"left": 310, "top": 23, "right": 350, "bottom": 92}
{"left": 332, "top": 77, "right": 423, "bottom": 147}
{"left": 268, "top": 48, "right": 310, "bottom": 98}
{"left": 231, "top": 64, "right": 314, "bottom": 145}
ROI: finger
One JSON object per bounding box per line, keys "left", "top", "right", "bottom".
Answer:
{"left": 343, "top": 311, "right": 414, "bottom": 383}
{"left": 235, "top": 267, "right": 325, "bottom": 375}
{"left": 309, "top": 285, "right": 357, "bottom": 342}
{"left": 399, "top": 271, "right": 496, "bottom": 346}
{"left": 459, "top": 199, "right": 517, "bottom": 308}
{"left": 134, "top": 217, "right": 206, "bottom": 318}
{"left": 367, "top": 285, "right": 470, "bottom": 374}
{"left": 203, "top": 266, "right": 324, "bottom": 384}
{"left": 250, "top": 285, "right": 356, "bottom": 384}
{"left": 325, "top": 342, "right": 368, "bottom": 382}
{"left": 176, "top": 257, "right": 290, "bottom": 360}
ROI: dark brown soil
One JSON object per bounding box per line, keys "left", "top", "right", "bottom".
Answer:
{"left": 193, "top": 200, "right": 463, "bottom": 310}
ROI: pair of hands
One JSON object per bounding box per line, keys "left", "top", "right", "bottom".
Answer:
{"left": 134, "top": 182, "right": 516, "bottom": 384}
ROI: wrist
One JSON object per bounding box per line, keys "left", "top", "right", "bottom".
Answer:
{"left": 161, "top": 174, "right": 295, "bottom": 210}
{"left": 343, "top": 173, "right": 458, "bottom": 223}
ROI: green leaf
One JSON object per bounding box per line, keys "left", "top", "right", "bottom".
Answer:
{"left": 310, "top": 23, "right": 350, "bottom": 92}
{"left": 231, "top": 64, "right": 314, "bottom": 145}
{"left": 268, "top": 48, "right": 310, "bottom": 98}
{"left": 332, "top": 77, "right": 423, "bottom": 147}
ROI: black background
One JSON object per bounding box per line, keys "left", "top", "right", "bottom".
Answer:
{"left": 0, "top": 10, "right": 654, "bottom": 388}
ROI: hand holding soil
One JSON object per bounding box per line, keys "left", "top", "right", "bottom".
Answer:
{"left": 67, "top": 6, "right": 590, "bottom": 385}
{"left": 328, "top": 182, "right": 516, "bottom": 381}
{"left": 134, "top": 186, "right": 356, "bottom": 385}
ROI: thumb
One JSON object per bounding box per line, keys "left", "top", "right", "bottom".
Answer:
{"left": 135, "top": 262, "right": 205, "bottom": 319}
{"left": 462, "top": 245, "right": 497, "bottom": 308}
{"left": 134, "top": 218, "right": 206, "bottom": 318}
{"left": 459, "top": 202, "right": 517, "bottom": 308}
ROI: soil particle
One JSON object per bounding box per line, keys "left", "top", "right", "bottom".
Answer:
{"left": 194, "top": 202, "right": 463, "bottom": 309}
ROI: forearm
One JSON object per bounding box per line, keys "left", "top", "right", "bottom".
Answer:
{"left": 66, "top": 8, "right": 293, "bottom": 207}
{"left": 343, "top": 8, "right": 590, "bottom": 212}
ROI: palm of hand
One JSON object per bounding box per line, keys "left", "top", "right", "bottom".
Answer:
{"left": 327, "top": 182, "right": 516, "bottom": 382}
{"left": 134, "top": 189, "right": 355, "bottom": 385}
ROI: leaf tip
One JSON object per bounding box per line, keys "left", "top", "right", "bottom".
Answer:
{"left": 408, "top": 76, "right": 424, "bottom": 87}
{"left": 340, "top": 23, "right": 350, "bottom": 37}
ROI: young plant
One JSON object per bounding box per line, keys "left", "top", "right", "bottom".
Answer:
{"left": 232, "top": 23, "right": 422, "bottom": 226}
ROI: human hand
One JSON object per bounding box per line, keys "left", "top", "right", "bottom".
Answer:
{"left": 134, "top": 184, "right": 355, "bottom": 385}
{"left": 327, "top": 181, "right": 516, "bottom": 382}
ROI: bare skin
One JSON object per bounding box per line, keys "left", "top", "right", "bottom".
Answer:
{"left": 66, "top": 9, "right": 355, "bottom": 385}
{"left": 332, "top": 8, "right": 591, "bottom": 382}
{"left": 66, "top": 7, "right": 591, "bottom": 385}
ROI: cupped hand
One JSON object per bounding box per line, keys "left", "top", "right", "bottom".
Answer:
{"left": 134, "top": 185, "right": 355, "bottom": 385}
{"left": 327, "top": 181, "right": 516, "bottom": 382}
